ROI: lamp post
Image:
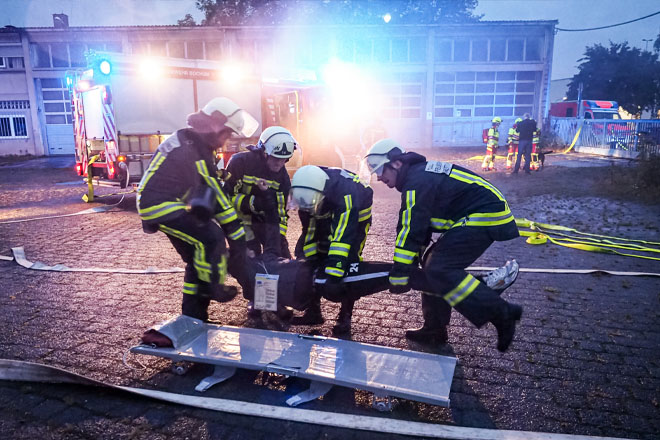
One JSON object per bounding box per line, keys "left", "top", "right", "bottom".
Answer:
{"left": 642, "top": 39, "right": 652, "bottom": 51}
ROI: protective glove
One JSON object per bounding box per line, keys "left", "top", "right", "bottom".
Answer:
{"left": 251, "top": 191, "right": 277, "bottom": 214}
{"left": 389, "top": 264, "right": 412, "bottom": 294}
{"left": 188, "top": 186, "right": 216, "bottom": 224}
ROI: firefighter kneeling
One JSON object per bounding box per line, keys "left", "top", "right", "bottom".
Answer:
{"left": 136, "top": 97, "right": 258, "bottom": 321}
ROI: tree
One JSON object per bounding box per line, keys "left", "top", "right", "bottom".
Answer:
{"left": 188, "top": 0, "right": 480, "bottom": 27}
{"left": 567, "top": 42, "right": 660, "bottom": 117}
{"left": 177, "top": 14, "right": 197, "bottom": 26}
{"left": 654, "top": 31, "right": 660, "bottom": 53}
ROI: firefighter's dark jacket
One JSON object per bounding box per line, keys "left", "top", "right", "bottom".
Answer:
{"left": 390, "top": 152, "right": 518, "bottom": 285}
{"left": 297, "top": 167, "right": 373, "bottom": 278}
{"left": 223, "top": 147, "right": 290, "bottom": 236}
{"left": 136, "top": 129, "right": 245, "bottom": 241}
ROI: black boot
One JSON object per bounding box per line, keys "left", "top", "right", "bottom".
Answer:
{"left": 405, "top": 325, "right": 449, "bottom": 345}
{"left": 406, "top": 293, "right": 450, "bottom": 345}
{"left": 209, "top": 285, "right": 239, "bottom": 303}
{"left": 291, "top": 298, "right": 325, "bottom": 325}
{"left": 332, "top": 299, "right": 354, "bottom": 335}
{"left": 493, "top": 303, "right": 523, "bottom": 352}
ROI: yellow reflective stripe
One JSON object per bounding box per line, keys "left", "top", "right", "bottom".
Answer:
{"left": 389, "top": 275, "right": 409, "bottom": 285}
{"left": 328, "top": 241, "right": 351, "bottom": 257}
{"left": 277, "top": 191, "right": 287, "bottom": 220}
{"left": 217, "top": 254, "right": 227, "bottom": 284}
{"left": 449, "top": 169, "right": 506, "bottom": 202}
{"left": 182, "top": 282, "right": 197, "bottom": 296}
{"left": 331, "top": 194, "right": 353, "bottom": 242}
{"left": 233, "top": 193, "right": 246, "bottom": 209}
{"left": 303, "top": 242, "right": 318, "bottom": 257}
{"left": 462, "top": 209, "right": 514, "bottom": 227}
{"left": 358, "top": 206, "right": 372, "bottom": 222}
{"left": 279, "top": 223, "right": 288, "bottom": 236}
{"left": 430, "top": 217, "right": 455, "bottom": 231}
{"left": 393, "top": 247, "right": 416, "bottom": 264}
{"left": 304, "top": 217, "right": 316, "bottom": 244}
{"left": 242, "top": 175, "right": 280, "bottom": 190}
{"left": 196, "top": 160, "right": 233, "bottom": 211}
{"left": 138, "top": 201, "right": 187, "bottom": 220}
{"left": 215, "top": 207, "right": 238, "bottom": 224}
{"left": 325, "top": 266, "right": 345, "bottom": 277}
{"left": 396, "top": 190, "right": 415, "bottom": 248}
{"left": 443, "top": 274, "right": 479, "bottom": 307}
{"left": 227, "top": 227, "right": 246, "bottom": 240}
{"left": 159, "top": 224, "right": 212, "bottom": 282}
{"left": 357, "top": 222, "right": 370, "bottom": 260}
{"left": 137, "top": 152, "right": 166, "bottom": 195}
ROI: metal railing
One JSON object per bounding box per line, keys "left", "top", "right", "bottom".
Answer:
{"left": 549, "top": 117, "right": 660, "bottom": 156}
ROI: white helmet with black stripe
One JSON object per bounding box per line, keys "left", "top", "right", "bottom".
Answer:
{"left": 257, "top": 126, "right": 297, "bottom": 159}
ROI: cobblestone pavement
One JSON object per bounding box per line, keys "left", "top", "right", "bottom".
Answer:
{"left": 0, "top": 150, "right": 659, "bottom": 439}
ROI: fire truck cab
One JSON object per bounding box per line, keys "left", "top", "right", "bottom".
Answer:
{"left": 550, "top": 100, "right": 620, "bottom": 120}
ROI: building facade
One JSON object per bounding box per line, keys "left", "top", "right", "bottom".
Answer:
{"left": 0, "top": 17, "right": 556, "bottom": 156}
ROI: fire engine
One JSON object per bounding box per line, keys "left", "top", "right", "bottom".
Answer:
{"left": 69, "top": 52, "right": 383, "bottom": 197}
{"left": 549, "top": 100, "right": 620, "bottom": 120}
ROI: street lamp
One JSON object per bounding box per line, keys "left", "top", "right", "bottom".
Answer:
{"left": 642, "top": 38, "right": 652, "bottom": 51}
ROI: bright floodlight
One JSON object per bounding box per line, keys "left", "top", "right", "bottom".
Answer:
{"left": 138, "top": 59, "right": 162, "bottom": 79}
{"left": 221, "top": 64, "right": 243, "bottom": 84}
{"left": 99, "top": 60, "right": 112, "bottom": 75}
{"left": 383, "top": 13, "right": 392, "bottom": 23}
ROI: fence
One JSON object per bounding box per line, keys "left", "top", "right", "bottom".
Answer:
{"left": 549, "top": 117, "right": 660, "bottom": 157}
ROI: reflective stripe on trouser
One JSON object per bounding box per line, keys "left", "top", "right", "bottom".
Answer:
{"left": 482, "top": 146, "right": 496, "bottom": 170}
{"left": 421, "top": 226, "right": 509, "bottom": 328}
{"left": 159, "top": 213, "right": 228, "bottom": 320}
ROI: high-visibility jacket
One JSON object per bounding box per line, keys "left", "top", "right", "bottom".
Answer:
{"left": 508, "top": 127, "right": 519, "bottom": 147}
{"left": 136, "top": 129, "right": 244, "bottom": 241}
{"left": 390, "top": 152, "right": 518, "bottom": 286}
{"left": 224, "top": 147, "right": 290, "bottom": 237}
{"left": 296, "top": 167, "right": 373, "bottom": 278}
{"left": 487, "top": 127, "right": 499, "bottom": 148}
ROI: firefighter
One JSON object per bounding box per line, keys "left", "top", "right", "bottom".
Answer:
{"left": 289, "top": 165, "right": 373, "bottom": 335}
{"left": 482, "top": 117, "right": 501, "bottom": 172}
{"left": 365, "top": 139, "right": 523, "bottom": 352}
{"left": 137, "top": 97, "right": 258, "bottom": 321}
{"left": 506, "top": 118, "right": 522, "bottom": 170}
{"left": 224, "top": 126, "right": 295, "bottom": 259}
{"left": 530, "top": 128, "right": 541, "bottom": 171}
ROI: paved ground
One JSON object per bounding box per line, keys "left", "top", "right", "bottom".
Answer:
{"left": 0, "top": 149, "right": 658, "bottom": 439}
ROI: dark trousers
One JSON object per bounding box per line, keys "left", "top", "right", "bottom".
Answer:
{"left": 160, "top": 214, "right": 227, "bottom": 321}
{"left": 514, "top": 139, "right": 532, "bottom": 173}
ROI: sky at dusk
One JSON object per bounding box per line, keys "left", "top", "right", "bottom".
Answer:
{"left": 2, "top": 0, "right": 659, "bottom": 79}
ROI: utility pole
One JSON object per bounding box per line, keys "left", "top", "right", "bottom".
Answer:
{"left": 577, "top": 82, "right": 584, "bottom": 118}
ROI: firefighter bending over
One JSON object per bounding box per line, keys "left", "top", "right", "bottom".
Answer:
{"left": 136, "top": 97, "right": 257, "bottom": 321}
{"left": 289, "top": 165, "right": 373, "bottom": 335}
{"left": 224, "top": 126, "right": 295, "bottom": 259}
{"left": 365, "top": 139, "right": 523, "bottom": 352}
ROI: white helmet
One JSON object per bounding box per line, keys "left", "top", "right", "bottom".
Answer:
{"left": 364, "top": 138, "right": 405, "bottom": 176}
{"left": 199, "top": 97, "right": 259, "bottom": 138}
{"left": 258, "top": 126, "right": 297, "bottom": 159}
{"left": 290, "top": 165, "right": 329, "bottom": 214}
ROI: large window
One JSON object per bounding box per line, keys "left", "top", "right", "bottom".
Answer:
{"left": 0, "top": 115, "right": 28, "bottom": 138}
{"left": 40, "top": 78, "right": 72, "bottom": 125}
{"left": 31, "top": 42, "right": 122, "bottom": 68}
{"left": 434, "top": 70, "right": 536, "bottom": 118}
{"left": 434, "top": 37, "right": 544, "bottom": 63}
{"left": 380, "top": 72, "right": 424, "bottom": 119}
{"left": 335, "top": 36, "right": 427, "bottom": 64}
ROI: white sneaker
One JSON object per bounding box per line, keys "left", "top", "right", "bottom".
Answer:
{"left": 484, "top": 259, "right": 519, "bottom": 292}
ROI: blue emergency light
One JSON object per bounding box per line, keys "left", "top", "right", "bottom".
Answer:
{"left": 99, "top": 60, "right": 112, "bottom": 76}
